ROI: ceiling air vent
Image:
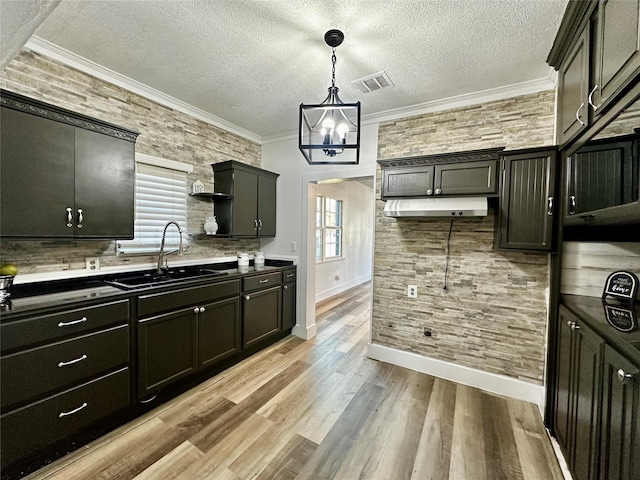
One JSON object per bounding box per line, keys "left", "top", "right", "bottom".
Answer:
{"left": 351, "top": 71, "right": 394, "bottom": 94}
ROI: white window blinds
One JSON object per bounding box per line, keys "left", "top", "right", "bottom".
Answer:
{"left": 117, "top": 161, "right": 189, "bottom": 255}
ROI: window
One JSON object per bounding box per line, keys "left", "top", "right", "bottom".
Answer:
{"left": 316, "top": 196, "right": 343, "bottom": 261}
{"left": 117, "top": 154, "right": 192, "bottom": 255}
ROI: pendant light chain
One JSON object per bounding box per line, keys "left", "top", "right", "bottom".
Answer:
{"left": 331, "top": 48, "right": 337, "bottom": 89}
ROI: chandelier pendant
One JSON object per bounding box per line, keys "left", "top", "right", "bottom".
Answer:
{"left": 299, "top": 29, "right": 361, "bottom": 165}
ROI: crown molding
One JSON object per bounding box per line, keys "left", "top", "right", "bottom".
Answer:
{"left": 25, "top": 36, "right": 556, "bottom": 147}
{"left": 262, "top": 71, "right": 556, "bottom": 144}
{"left": 24, "top": 36, "right": 262, "bottom": 144}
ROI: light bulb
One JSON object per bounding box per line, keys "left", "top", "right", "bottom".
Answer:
{"left": 322, "top": 117, "right": 335, "bottom": 130}
{"left": 336, "top": 123, "right": 349, "bottom": 138}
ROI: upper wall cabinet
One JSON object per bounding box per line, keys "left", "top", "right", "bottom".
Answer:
{"left": 379, "top": 148, "right": 502, "bottom": 200}
{"left": 549, "top": 0, "right": 640, "bottom": 146}
{"left": 211, "top": 160, "right": 279, "bottom": 237}
{"left": 499, "top": 148, "right": 558, "bottom": 251}
{"left": 0, "top": 90, "right": 139, "bottom": 239}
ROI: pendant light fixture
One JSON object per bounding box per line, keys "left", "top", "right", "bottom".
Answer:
{"left": 299, "top": 29, "right": 361, "bottom": 165}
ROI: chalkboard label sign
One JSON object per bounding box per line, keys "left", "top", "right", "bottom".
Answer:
{"left": 602, "top": 271, "right": 638, "bottom": 304}
{"left": 603, "top": 303, "right": 637, "bottom": 332}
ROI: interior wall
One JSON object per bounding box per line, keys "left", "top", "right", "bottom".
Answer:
{"left": 0, "top": 50, "right": 261, "bottom": 274}
{"left": 373, "top": 90, "right": 555, "bottom": 385}
{"left": 314, "top": 179, "right": 374, "bottom": 302}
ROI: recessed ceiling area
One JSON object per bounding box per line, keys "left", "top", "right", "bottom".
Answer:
{"left": 6, "top": 0, "right": 568, "bottom": 140}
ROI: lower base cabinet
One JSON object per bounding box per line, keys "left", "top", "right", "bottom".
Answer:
{"left": 0, "top": 367, "right": 130, "bottom": 466}
{"left": 554, "top": 305, "right": 603, "bottom": 480}
{"left": 243, "top": 285, "right": 281, "bottom": 348}
{"left": 599, "top": 345, "right": 640, "bottom": 480}
{"left": 137, "top": 308, "right": 199, "bottom": 397}
{"left": 199, "top": 297, "right": 241, "bottom": 369}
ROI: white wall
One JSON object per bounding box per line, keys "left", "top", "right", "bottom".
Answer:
{"left": 261, "top": 123, "right": 379, "bottom": 339}
{"left": 313, "top": 180, "right": 374, "bottom": 302}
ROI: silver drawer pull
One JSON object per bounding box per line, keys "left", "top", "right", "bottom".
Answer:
{"left": 58, "top": 317, "right": 87, "bottom": 327}
{"left": 286, "top": 273, "right": 295, "bottom": 278}
{"left": 66, "top": 207, "right": 73, "bottom": 228}
{"left": 59, "top": 402, "right": 88, "bottom": 418}
{"left": 58, "top": 354, "right": 87, "bottom": 367}
{"left": 259, "top": 279, "right": 269, "bottom": 284}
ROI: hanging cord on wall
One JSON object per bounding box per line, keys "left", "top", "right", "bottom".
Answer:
{"left": 443, "top": 219, "right": 454, "bottom": 290}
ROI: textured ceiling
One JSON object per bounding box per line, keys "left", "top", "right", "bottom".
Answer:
{"left": 28, "top": 0, "right": 568, "bottom": 139}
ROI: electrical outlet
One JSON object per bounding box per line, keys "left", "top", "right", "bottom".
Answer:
{"left": 85, "top": 257, "right": 100, "bottom": 270}
{"left": 407, "top": 284, "right": 418, "bottom": 298}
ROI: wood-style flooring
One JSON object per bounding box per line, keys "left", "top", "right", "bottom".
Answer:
{"left": 24, "top": 282, "right": 564, "bottom": 480}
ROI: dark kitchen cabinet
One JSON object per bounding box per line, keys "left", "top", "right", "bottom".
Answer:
{"left": 0, "top": 298, "right": 131, "bottom": 466}
{"left": 565, "top": 132, "right": 639, "bottom": 226}
{"left": 599, "top": 345, "right": 640, "bottom": 480}
{"left": 499, "top": 148, "right": 557, "bottom": 251}
{"left": 433, "top": 160, "right": 498, "bottom": 196}
{"left": 137, "top": 308, "right": 199, "bottom": 397}
{"left": 242, "top": 272, "right": 282, "bottom": 348}
{"left": 212, "top": 160, "right": 279, "bottom": 237}
{"left": 593, "top": 0, "right": 640, "bottom": 113}
{"left": 556, "top": 25, "right": 591, "bottom": 145}
{"left": 199, "top": 297, "right": 241, "bottom": 369}
{"left": 137, "top": 279, "right": 240, "bottom": 398}
{"left": 554, "top": 305, "right": 604, "bottom": 480}
{"left": 380, "top": 155, "right": 500, "bottom": 199}
{"left": 282, "top": 268, "right": 297, "bottom": 331}
{"left": 0, "top": 90, "right": 138, "bottom": 239}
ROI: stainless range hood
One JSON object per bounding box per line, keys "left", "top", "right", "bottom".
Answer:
{"left": 383, "top": 197, "right": 488, "bottom": 217}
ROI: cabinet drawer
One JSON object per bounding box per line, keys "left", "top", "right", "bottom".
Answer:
{"left": 283, "top": 269, "right": 297, "bottom": 284}
{"left": 243, "top": 272, "right": 282, "bottom": 292}
{"left": 0, "top": 367, "right": 130, "bottom": 466}
{"left": 138, "top": 279, "right": 240, "bottom": 318}
{"left": 1, "top": 324, "right": 129, "bottom": 410}
{"left": 1, "top": 299, "right": 130, "bottom": 353}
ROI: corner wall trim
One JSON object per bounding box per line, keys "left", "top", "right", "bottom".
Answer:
{"left": 292, "top": 323, "right": 316, "bottom": 340}
{"left": 367, "top": 343, "right": 545, "bottom": 407}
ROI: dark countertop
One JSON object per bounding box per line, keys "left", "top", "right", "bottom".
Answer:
{"left": 562, "top": 294, "right": 640, "bottom": 365}
{"left": 0, "top": 260, "right": 294, "bottom": 320}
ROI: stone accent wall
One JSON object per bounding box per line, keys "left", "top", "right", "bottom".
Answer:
{"left": 373, "top": 91, "right": 555, "bottom": 384}
{"left": 0, "top": 50, "right": 261, "bottom": 274}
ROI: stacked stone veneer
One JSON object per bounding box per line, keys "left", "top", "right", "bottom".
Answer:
{"left": 0, "top": 50, "right": 261, "bottom": 273}
{"left": 373, "top": 91, "right": 555, "bottom": 384}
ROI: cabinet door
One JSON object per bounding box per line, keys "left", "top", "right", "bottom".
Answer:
{"left": 243, "top": 286, "right": 281, "bottom": 348}
{"left": 434, "top": 160, "right": 498, "bottom": 195}
{"left": 554, "top": 307, "right": 575, "bottom": 458}
{"left": 567, "top": 138, "right": 635, "bottom": 216}
{"left": 599, "top": 345, "right": 640, "bottom": 480}
{"left": 199, "top": 297, "right": 241, "bottom": 369}
{"left": 257, "top": 173, "right": 277, "bottom": 237}
{"left": 595, "top": 0, "right": 640, "bottom": 112}
{"left": 499, "top": 150, "right": 556, "bottom": 251}
{"left": 572, "top": 319, "right": 604, "bottom": 480}
{"left": 558, "top": 27, "right": 590, "bottom": 145}
{"left": 232, "top": 169, "right": 259, "bottom": 236}
{"left": 282, "top": 282, "right": 296, "bottom": 331}
{"left": 137, "top": 308, "right": 198, "bottom": 398}
{"left": 74, "top": 128, "right": 135, "bottom": 238}
{"left": 0, "top": 107, "right": 75, "bottom": 237}
{"left": 381, "top": 166, "right": 435, "bottom": 198}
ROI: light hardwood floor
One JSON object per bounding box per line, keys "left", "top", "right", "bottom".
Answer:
{"left": 24, "top": 282, "right": 564, "bottom": 480}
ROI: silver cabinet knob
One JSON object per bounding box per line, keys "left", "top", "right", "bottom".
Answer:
{"left": 245, "top": 295, "right": 251, "bottom": 301}
{"left": 426, "top": 189, "right": 433, "bottom": 195}
{"left": 199, "top": 307, "right": 205, "bottom": 313}
{"left": 193, "top": 307, "right": 199, "bottom": 314}
{"left": 617, "top": 369, "right": 633, "bottom": 383}
{"left": 435, "top": 188, "right": 442, "bottom": 195}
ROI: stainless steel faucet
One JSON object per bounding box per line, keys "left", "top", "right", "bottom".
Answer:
{"left": 157, "top": 221, "right": 184, "bottom": 273}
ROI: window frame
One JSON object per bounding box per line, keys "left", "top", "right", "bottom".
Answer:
{"left": 315, "top": 195, "right": 344, "bottom": 263}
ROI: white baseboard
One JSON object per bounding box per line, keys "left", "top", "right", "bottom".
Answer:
{"left": 315, "top": 275, "right": 371, "bottom": 303}
{"left": 367, "top": 343, "right": 545, "bottom": 407}
{"left": 292, "top": 322, "right": 316, "bottom": 340}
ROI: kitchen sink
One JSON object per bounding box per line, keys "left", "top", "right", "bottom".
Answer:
{"left": 105, "top": 266, "right": 228, "bottom": 290}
